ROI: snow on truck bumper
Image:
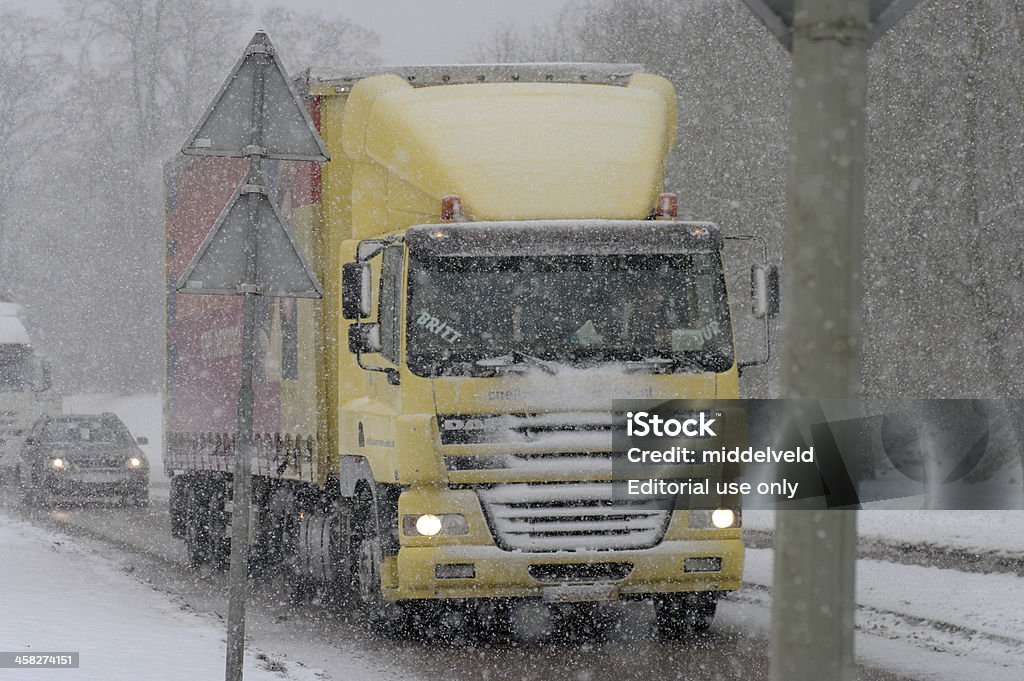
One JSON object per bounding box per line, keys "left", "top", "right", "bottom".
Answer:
{"left": 386, "top": 539, "right": 744, "bottom": 601}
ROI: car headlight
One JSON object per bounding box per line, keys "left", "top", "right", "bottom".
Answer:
{"left": 402, "top": 513, "right": 469, "bottom": 536}
{"left": 50, "top": 458, "right": 65, "bottom": 469}
{"left": 128, "top": 457, "right": 143, "bottom": 468}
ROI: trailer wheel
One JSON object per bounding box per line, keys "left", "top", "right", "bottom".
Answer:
{"left": 184, "top": 483, "right": 211, "bottom": 569}
{"left": 207, "top": 485, "right": 230, "bottom": 572}
{"left": 653, "top": 592, "right": 718, "bottom": 641}
{"left": 264, "top": 488, "right": 309, "bottom": 603}
{"left": 169, "top": 476, "right": 188, "bottom": 538}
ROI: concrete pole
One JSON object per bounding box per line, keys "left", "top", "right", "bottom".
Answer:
{"left": 771, "top": 1, "right": 866, "bottom": 680}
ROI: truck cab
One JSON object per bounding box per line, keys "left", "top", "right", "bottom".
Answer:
{"left": 0, "top": 301, "right": 52, "bottom": 485}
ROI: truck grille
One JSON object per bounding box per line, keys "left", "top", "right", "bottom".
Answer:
{"left": 477, "top": 482, "right": 672, "bottom": 552}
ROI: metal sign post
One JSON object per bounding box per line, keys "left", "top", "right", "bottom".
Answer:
{"left": 176, "top": 32, "right": 327, "bottom": 681}
{"left": 737, "top": 2, "right": 923, "bottom": 680}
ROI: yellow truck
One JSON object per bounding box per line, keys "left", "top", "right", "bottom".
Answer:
{"left": 165, "top": 64, "right": 775, "bottom": 638}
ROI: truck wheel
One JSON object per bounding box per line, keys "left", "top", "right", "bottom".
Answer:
{"left": 184, "top": 484, "right": 211, "bottom": 569}
{"left": 265, "top": 488, "right": 308, "bottom": 602}
{"left": 354, "top": 517, "right": 408, "bottom": 635}
{"left": 320, "top": 499, "right": 356, "bottom": 609}
{"left": 654, "top": 592, "right": 718, "bottom": 641}
{"left": 169, "top": 476, "right": 188, "bottom": 538}
{"left": 207, "top": 487, "right": 230, "bottom": 572}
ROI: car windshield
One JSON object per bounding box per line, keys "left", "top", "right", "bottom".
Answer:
{"left": 406, "top": 251, "right": 733, "bottom": 377}
{"left": 0, "top": 345, "right": 31, "bottom": 392}
{"left": 39, "top": 417, "right": 132, "bottom": 444}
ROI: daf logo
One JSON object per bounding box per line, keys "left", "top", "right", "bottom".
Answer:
{"left": 442, "top": 418, "right": 488, "bottom": 431}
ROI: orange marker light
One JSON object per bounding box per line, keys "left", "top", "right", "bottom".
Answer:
{"left": 441, "top": 194, "right": 462, "bottom": 222}
{"left": 655, "top": 192, "right": 678, "bottom": 220}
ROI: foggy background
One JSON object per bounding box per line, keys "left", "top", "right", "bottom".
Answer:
{"left": 0, "top": 0, "right": 1020, "bottom": 399}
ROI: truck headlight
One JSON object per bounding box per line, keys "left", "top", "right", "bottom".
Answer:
{"left": 688, "top": 508, "right": 741, "bottom": 529}
{"left": 711, "top": 508, "right": 736, "bottom": 529}
{"left": 403, "top": 513, "right": 469, "bottom": 537}
{"left": 50, "top": 457, "right": 65, "bottom": 469}
{"left": 128, "top": 457, "right": 143, "bottom": 468}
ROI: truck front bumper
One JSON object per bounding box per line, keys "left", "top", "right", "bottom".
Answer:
{"left": 387, "top": 538, "right": 743, "bottom": 601}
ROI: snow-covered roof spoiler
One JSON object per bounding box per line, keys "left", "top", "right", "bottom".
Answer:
{"left": 301, "top": 63, "right": 644, "bottom": 91}
{"left": 405, "top": 220, "right": 722, "bottom": 257}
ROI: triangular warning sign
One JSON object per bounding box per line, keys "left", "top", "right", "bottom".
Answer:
{"left": 177, "top": 172, "right": 323, "bottom": 298}
{"left": 182, "top": 32, "right": 329, "bottom": 161}
{"left": 741, "top": 0, "right": 923, "bottom": 50}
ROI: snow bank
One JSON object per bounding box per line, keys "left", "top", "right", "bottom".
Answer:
{"left": 742, "top": 547, "right": 1024, "bottom": 681}
{"left": 745, "top": 509, "right": 1024, "bottom": 555}
{"left": 0, "top": 514, "right": 323, "bottom": 681}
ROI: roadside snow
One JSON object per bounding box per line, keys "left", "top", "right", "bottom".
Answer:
{"left": 741, "top": 547, "right": 1024, "bottom": 681}
{"left": 0, "top": 514, "right": 325, "bottom": 681}
{"left": 745, "top": 510, "right": 1024, "bottom": 556}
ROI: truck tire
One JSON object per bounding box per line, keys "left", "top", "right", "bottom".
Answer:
{"left": 654, "top": 592, "right": 718, "bottom": 641}
{"left": 354, "top": 512, "right": 409, "bottom": 636}
{"left": 269, "top": 488, "right": 313, "bottom": 605}
{"left": 183, "top": 478, "right": 229, "bottom": 570}
{"left": 320, "top": 498, "right": 356, "bottom": 610}
{"left": 184, "top": 483, "right": 211, "bottom": 569}
{"left": 207, "top": 485, "right": 230, "bottom": 572}
{"left": 169, "top": 476, "right": 188, "bottom": 538}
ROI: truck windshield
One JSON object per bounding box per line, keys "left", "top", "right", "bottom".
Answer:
{"left": 0, "top": 345, "right": 31, "bottom": 392}
{"left": 406, "top": 252, "right": 733, "bottom": 377}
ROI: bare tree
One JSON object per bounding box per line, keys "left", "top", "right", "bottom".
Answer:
{"left": 19, "top": 0, "right": 380, "bottom": 392}
{"left": 0, "top": 8, "right": 62, "bottom": 283}
{"left": 259, "top": 5, "right": 381, "bottom": 72}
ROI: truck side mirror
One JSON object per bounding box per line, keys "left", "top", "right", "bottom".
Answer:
{"left": 341, "top": 262, "right": 372, "bottom": 319}
{"left": 33, "top": 358, "right": 52, "bottom": 393}
{"left": 348, "top": 323, "right": 381, "bottom": 354}
{"left": 751, "top": 264, "right": 780, "bottom": 319}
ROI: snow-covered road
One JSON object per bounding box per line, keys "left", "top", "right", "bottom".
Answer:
{"left": 0, "top": 515, "right": 324, "bottom": 681}
{"left": 3, "top": 393, "right": 1020, "bottom": 680}
{"left": 8, "top": 493, "right": 1022, "bottom": 681}
{"left": 0, "top": 497, "right": 920, "bottom": 681}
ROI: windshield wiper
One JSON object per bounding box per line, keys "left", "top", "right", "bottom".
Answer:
{"left": 624, "top": 357, "right": 675, "bottom": 373}
{"left": 623, "top": 355, "right": 711, "bottom": 374}
{"left": 475, "top": 350, "right": 558, "bottom": 375}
